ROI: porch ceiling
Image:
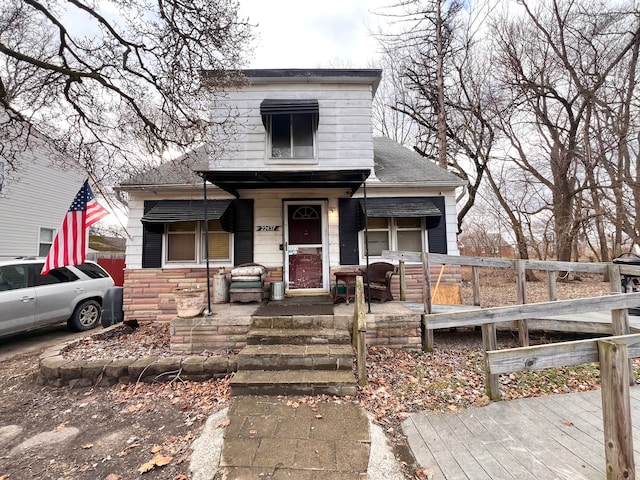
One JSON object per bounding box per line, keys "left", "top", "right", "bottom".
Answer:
{"left": 199, "top": 169, "right": 370, "bottom": 197}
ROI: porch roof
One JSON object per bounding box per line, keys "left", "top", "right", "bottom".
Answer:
{"left": 141, "top": 199, "right": 233, "bottom": 224}
{"left": 358, "top": 197, "right": 442, "bottom": 217}
{"left": 198, "top": 169, "right": 370, "bottom": 197}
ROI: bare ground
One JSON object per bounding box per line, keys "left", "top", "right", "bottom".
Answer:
{"left": 0, "top": 268, "right": 628, "bottom": 480}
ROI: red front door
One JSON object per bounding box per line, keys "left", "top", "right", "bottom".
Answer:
{"left": 285, "top": 202, "right": 326, "bottom": 291}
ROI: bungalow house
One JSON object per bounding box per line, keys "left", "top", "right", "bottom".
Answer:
{"left": 119, "top": 69, "right": 465, "bottom": 323}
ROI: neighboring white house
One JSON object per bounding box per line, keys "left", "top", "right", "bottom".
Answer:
{"left": 119, "top": 69, "right": 466, "bottom": 322}
{"left": 0, "top": 135, "right": 85, "bottom": 259}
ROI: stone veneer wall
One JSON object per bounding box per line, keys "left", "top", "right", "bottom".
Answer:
{"left": 123, "top": 267, "right": 283, "bottom": 323}
{"left": 124, "top": 263, "right": 454, "bottom": 351}
{"left": 170, "top": 316, "right": 252, "bottom": 353}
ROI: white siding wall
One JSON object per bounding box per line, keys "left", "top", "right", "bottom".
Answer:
{"left": 125, "top": 188, "right": 345, "bottom": 270}
{"left": 0, "top": 143, "right": 84, "bottom": 258}
{"left": 125, "top": 185, "right": 459, "bottom": 270}
{"left": 444, "top": 191, "right": 460, "bottom": 256}
{"left": 124, "top": 198, "right": 145, "bottom": 269}
{"left": 124, "top": 189, "right": 237, "bottom": 270}
{"left": 210, "top": 83, "right": 376, "bottom": 171}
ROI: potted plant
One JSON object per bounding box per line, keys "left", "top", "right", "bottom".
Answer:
{"left": 173, "top": 286, "right": 205, "bottom": 318}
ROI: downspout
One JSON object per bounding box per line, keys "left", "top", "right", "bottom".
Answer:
{"left": 202, "top": 174, "right": 212, "bottom": 316}
{"left": 363, "top": 176, "right": 371, "bottom": 313}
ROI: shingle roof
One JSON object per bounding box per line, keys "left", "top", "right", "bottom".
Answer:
{"left": 373, "top": 137, "right": 464, "bottom": 186}
{"left": 120, "top": 138, "right": 465, "bottom": 188}
{"left": 120, "top": 148, "right": 207, "bottom": 187}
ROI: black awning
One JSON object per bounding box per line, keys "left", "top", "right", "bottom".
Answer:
{"left": 141, "top": 200, "right": 234, "bottom": 230}
{"left": 358, "top": 197, "right": 443, "bottom": 217}
{"left": 200, "top": 170, "right": 370, "bottom": 197}
{"left": 260, "top": 99, "right": 319, "bottom": 115}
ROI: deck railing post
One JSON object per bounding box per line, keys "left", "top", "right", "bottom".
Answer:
{"left": 482, "top": 323, "right": 500, "bottom": 401}
{"left": 472, "top": 266, "right": 481, "bottom": 307}
{"left": 547, "top": 270, "right": 557, "bottom": 301}
{"left": 608, "top": 263, "right": 633, "bottom": 385}
{"left": 515, "top": 259, "right": 529, "bottom": 347}
{"left": 422, "top": 252, "right": 433, "bottom": 352}
{"left": 598, "top": 339, "right": 635, "bottom": 480}
{"left": 354, "top": 275, "right": 367, "bottom": 386}
{"left": 608, "top": 264, "right": 630, "bottom": 336}
{"left": 399, "top": 259, "right": 406, "bottom": 301}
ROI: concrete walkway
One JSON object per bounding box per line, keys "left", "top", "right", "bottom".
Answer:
{"left": 190, "top": 396, "right": 405, "bottom": 480}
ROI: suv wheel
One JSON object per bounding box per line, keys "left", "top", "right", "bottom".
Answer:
{"left": 68, "top": 299, "right": 101, "bottom": 331}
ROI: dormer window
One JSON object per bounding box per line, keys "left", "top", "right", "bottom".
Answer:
{"left": 261, "top": 99, "right": 318, "bottom": 160}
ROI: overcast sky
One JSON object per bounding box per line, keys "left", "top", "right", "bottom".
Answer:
{"left": 238, "top": 0, "right": 389, "bottom": 69}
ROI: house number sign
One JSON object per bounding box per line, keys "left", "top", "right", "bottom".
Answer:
{"left": 256, "top": 226, "right": 280, "bottom": 231}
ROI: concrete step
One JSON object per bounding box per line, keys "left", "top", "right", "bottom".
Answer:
{"left": 251, "top": 314, "right": 348, "bottom": 330}
{"left": 237, "top": 344, "right": 354, "bottom": 371}
{"left": 246, "top": 328, "right": 351, "bottom": 345}
{"left": 229, "top": 369, "right": 357, "bottom": 397}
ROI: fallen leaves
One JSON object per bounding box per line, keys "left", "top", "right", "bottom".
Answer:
{"left": 138, "top": 453, "right": 173, "bottom": 473}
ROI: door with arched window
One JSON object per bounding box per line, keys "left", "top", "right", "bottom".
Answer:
{"left": 284, "top": 201, "right": 327, "bottom": 292}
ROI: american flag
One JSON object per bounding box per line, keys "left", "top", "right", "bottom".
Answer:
{"left": 41, "top": 180, "right": 109, "bottom": 276}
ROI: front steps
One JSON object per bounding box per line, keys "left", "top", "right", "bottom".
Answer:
{"left": 230, "top": 313, "right": 357, "bottom": 396}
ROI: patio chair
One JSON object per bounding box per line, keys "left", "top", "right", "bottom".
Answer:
{"left": 357, "top": 262, "right": 397, "bottom": 302}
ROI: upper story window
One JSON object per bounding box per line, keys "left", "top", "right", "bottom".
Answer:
{"left": 270, "top": 113, "right": 315, "bottom": 158}
{"left": 260, "top": 99, "right": 319, "bottom": 160}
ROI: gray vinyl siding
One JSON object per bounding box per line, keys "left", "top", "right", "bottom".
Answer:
{"left": 0, "top": 144, "right": 84, "bottom": 259}
{"left": 210, "top": 84, "right": 375, "bottom": 171}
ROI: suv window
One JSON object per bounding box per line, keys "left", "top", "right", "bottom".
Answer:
{"left": 75, "top": 262, "right": 111, "bottom": 279}
{"left": 0, "top": 265, "right": 28, "bottom": 291}
{"left": 30, "top": 264, "right": 78, "bottom": 286}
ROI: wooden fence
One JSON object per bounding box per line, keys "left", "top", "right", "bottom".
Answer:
{"left": 382, "top": 251, "right": 640, "bottom": 350}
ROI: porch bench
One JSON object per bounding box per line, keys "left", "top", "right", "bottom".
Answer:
{"left": 228, "top": 264, "right": 266, "bottom": 303}
{"left": 357, "top": 262, "right": 397, "bottom": 302}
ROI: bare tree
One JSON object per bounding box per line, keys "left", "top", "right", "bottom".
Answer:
{"left": 489, "top": 0, "right": 640, "bottom": 262}
{"left": 371, "top": 54, "right": 419, "bottom": 145}
{"left": 0, "top": 0, "right": 253, "bottom": 184}
{"left": 374, "top": 0, "right": 499, "bottom": 233}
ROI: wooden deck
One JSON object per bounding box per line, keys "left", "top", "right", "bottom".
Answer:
{"left": 403, "top": 385, "right": 640, "bottom": 479}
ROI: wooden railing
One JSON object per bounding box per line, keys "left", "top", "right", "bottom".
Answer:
{"left": 377, "top": 251, "right": 640, "bottom": 477}
{"left": 382, "top": 251, "right": 640, "bottom": 351}
{"left": 486, "top": 334, "right": 640, "bottom": 479}
{"left": 352, "top": 275, "right": 367, "bottom": 386}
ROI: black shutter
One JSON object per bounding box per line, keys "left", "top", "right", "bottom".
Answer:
{"left": 426, "top": 197, "right": 447, "bottom": 254}
{"left": 233, "top": 199, "right": 254, "bottom": 265}
{"left": 142, "top": 201, "right": 163, "bottom": 268}
{"left": 339, "top": 198, "right": 360, "bottom": 265}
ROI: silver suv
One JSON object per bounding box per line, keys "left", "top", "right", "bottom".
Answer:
{"left": 0, "top": 258, "right": 115, "bottom": 337}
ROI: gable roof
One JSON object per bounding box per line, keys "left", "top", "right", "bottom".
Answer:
{"left": 372, "top": 137, "right": 465, "bottom": 187}
{"left": 119, "top": 149, "right": 208, "bottom": 188}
